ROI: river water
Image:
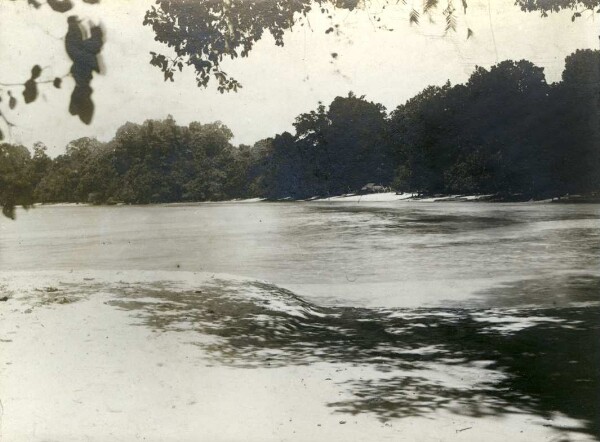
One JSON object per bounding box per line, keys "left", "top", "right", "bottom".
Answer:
{"left": 1, "top": 201, "right": 599, "bottom": 440}
{"left": 1, "top": 201, "right": 599, "bottom": 308}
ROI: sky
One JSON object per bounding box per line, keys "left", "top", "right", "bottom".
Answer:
{"left": 0, "top": 0, "right": 598, "bottom": 156}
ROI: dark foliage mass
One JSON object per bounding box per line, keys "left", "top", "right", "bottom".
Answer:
{"left": 389, "top": 51, "right": 600, "bottom": 197}
{"left": 142, "top": 0, "right": 600, "bottom": 91}
{"left": 0, "top": 142, "right": 49, "bottom": 218}
{"left": 0, "top": 50, "right": 598, "bottom": 216}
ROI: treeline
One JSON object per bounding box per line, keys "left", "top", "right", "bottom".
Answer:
{"left": 1, "top": 49, "right": 598, "bottom": 216}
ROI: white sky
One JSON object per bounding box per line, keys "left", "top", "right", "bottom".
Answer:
{"left": 0, "top": 0, "right": 597, "bottom": 156}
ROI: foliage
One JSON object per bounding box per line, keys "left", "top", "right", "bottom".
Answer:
{"left": 0, "top": 1, "right": 104, "bottom": 140}
{"left": 515, "top": 0, "right": 600, "bottom": 18}
{"left": 142, "top": 0, "right": 599, "bottom": 91}
{"left": 281, "top": 92, "right": 392, "bottom": 198}
{"left": 388, "top": 51, "right": 599, "bottom": 197}
{"left": 1, "top": 50, "right": 599, "bottom": 217}
{"left": 29, "top": 117, "right": 249, "bottom": 206}
{"left": 0, "top": 143, "right": 49, "bottom": 218}
{"left": 1, "top": 0, "right": 598, "bottom": 140}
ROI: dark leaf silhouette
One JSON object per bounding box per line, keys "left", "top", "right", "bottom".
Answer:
{"left": 47, "top": 0, "right": 73, "bottom": 13}
{"left": 65, "top": 16, "right": 103, "bottom": 124}
{"left": 444, "top": 4, "right": 457, "bottom": 33}
{"left": 409, "top": 9, "right": 420, "bottom": 25}
{"left": 23, "top": 79, "right": 38, "bottom": 104}
{"left": 8, "top": 93, "right": 17, "bottom": 110}
{"left": 31, "top": 65, "right": 42, "bottom": 80}
{"left": 69, "top": 85, "right": 94, "bottom": 124}
{"left": 53, "top": 77, "right": 62, "bottom": 88}
{"left": 27, "top": 0, "right": 42, "bottom": 9}
{"left": 423, "top": 0, "right": 439, "bottom": 13}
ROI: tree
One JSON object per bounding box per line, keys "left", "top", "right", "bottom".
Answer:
{"left": 543, "top": 49, "right": 600, "bottom": 193}
{"left": 386, "top": 55, "right": 598, "bottom": 198}
{"left": 1, "top": 1, "right": 599, "bottom": 216}
{"left": 142, "top": 0, "right": 600, "bottom": 93}
{"left": 0, "top": 143, "right": 35, "bottom": 218}
{"left": 1, "top": 51, "right": 598, "bottom": 211}
{"left": 253, "top": 93, "right": 392, "bottom": 198}
{"left": 2, "top": 0, "right": 597, "bottom": 137}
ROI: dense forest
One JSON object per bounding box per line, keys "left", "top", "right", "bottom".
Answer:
{"left": 1, "top": 49, "right": 598, "bottom": 218}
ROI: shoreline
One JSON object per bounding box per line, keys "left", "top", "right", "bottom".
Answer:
{"left": 23, "top": 192, "right": 600, "bottom": 209}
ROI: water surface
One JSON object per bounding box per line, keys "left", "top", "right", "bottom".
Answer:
{"left": 2, "top": 201, "right": 598, "bottom": 308}
{"left": 1, "top": 202, "right": 599, "bottom": 439}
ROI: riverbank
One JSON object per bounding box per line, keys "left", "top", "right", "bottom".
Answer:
{"left": 310, "top": 192, "right": 600, "bottom": 203}
{"left": 25, "top": 191, "right": 600, "bottom": 209}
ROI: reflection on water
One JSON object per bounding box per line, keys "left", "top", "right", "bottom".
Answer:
{"left": 105, "top": 277, "right": 600, "bottom": 439}
{"left": 463, "top": 273, "right": 600, "bottom": 308}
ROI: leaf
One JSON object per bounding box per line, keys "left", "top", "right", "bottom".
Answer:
{"left": 27, "top": 0, "right": 42, "bottom": 8}
{"left": 23, "top": 79, "right": 38, "bottom": 104}
{"left": 31, "top": 65, "right": 42, "bottom": 80}
{"left": 8, "top": 93, "right": 17, "bottom": 110}
{"left": 69, "top": 85, "right": 94, "bottom": 124}
{"left": 409, "top": 9, "right": 420, "bottom": 25}
{"left": 423, "top": 0, "right": 438, "bottom": 13}
{"left": 53, "top": 77, "right": 62, "bottom": 88}
{"left": 66, "top": 19, "right": 103, "bottom": 124}
{"left": 444, "top": 8, "right": 457, "bottom": 33}
{"left": 467, "top": 28, "right": 473, "bottom": 39}
{"left": 46, "top": 0, "right": 74, "bottom": 13}
{"left": 462, "top": 0, "right": 467, "bottom": 13}
{"left": 0, "top": 127, "right": 3, "bottom": 141}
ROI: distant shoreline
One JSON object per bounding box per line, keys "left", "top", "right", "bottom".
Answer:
{"left": 25, "top": 192, "right": 600, "bottom": 209}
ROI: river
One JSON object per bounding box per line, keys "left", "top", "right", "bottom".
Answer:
{"left": 0, "top": 201, "right": 599, "bottom": 441}
{"left": 2, "top": 201, "right": 599, "bottom": 308}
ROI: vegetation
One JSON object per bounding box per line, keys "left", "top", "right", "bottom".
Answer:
{"left": 1, "top": 0, "right": 598, "bottom": 137}
{"left": 1, "top": 50, "right": 598, "bottom": 217}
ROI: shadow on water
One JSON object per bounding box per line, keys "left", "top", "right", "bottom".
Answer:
{"left": 106, "top": 277, "right": 600, "bottom": 439}
{"left": 457, "top": 273, "right": 600, "bottom": 309}
{"left": 309, "top": 206, "right": 524, "bottom": 235}
{"left": 308, "top": 205, "right": 600, "bottom": 238}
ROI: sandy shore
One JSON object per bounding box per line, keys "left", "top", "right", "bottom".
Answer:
{"left": 0, "top": 271, "right": 595, "bottom": 442}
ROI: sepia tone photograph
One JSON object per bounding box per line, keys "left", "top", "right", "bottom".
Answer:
{"left": 0, "top": 0, "right": 599, "bottom": 440}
